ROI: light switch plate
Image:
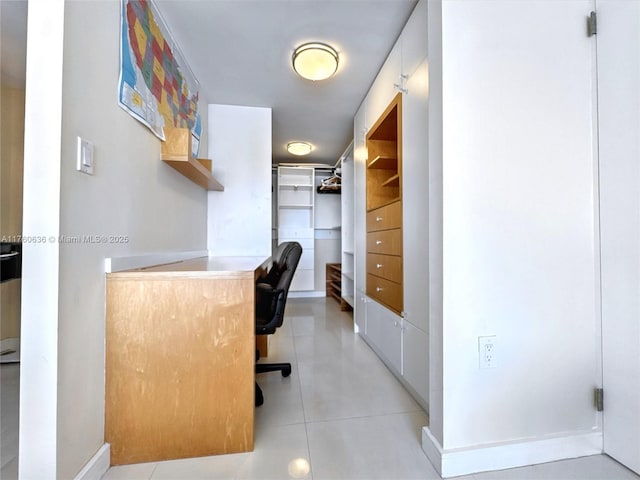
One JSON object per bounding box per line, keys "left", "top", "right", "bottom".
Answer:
{"left": 76, "top": 137, "right": 94, "bottom": 175}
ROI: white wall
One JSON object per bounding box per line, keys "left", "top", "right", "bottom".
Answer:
{"left": 425, "top": 0, "right": 601, "bottom": 475}
{"left": 207, "top": 104, "right": 271, "bottom": 257}
{"left": 21, "top": 1, "right": 210, "bottom": 478}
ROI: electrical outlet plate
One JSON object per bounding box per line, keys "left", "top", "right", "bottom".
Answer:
{"left": 478, "top": 335, "right": 496, "bottom": 369}
{"left": 77, "top": 136, "right": 94, "bottom": 175}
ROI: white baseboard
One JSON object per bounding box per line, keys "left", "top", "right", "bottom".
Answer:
{"left": 74, "top": 443, "right": 110, "bottom": 480}
{"left": 288, "top": 291, "right": 326, "bottom": 298}
{"left": 105, "top": 250, "right": 208, "bottom": 273}
{"left": 422, "top": 426, "right": 603, "bottom": 478}
{"left": 0, "top": 337, "right": 20, "bottom": 364}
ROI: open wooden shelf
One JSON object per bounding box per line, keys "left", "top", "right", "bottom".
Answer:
{"left": 366, "top": 94, "right": 402, "bottom": 212}
{"left": 381, "top": 174, "right": 400, "bottom": 187}
{"left": 367, "top": 156, "right": 397, "bottom": 170}
{"left": 326, "top": 263, "right": 352, "bottom": 311}
{"left": 161, "top": 127, "right": 224, "bottom": 191}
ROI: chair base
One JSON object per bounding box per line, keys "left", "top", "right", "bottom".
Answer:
{"left": 256, "top": 362, "right": 292, "bottom": 377}
{"left": 255, "top": 364, "right": 291, "bottom": 407}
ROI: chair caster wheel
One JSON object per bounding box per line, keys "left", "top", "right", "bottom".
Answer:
{"left": 282, "top": 365, "right": 292, "bottom": 377}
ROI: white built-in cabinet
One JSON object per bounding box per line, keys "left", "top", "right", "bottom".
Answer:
{"left": 277, "top": 166, "right": 315, "bottom": 291}
{"left": 364, "top": 0, "right": 428, "bottom": 132}
{"left": 340, "top": 143, "right": 355, "bottom": 308}
{"left": 353, "top": 0, "right": 429, "bottom": 408}
{"left": 366, "top": 298, "right": 403, "bottom": 375}
{"left": 353, "top": 104, "right": 368, "bottom": 334}
{"left": 365, "top": 41, "right": 401, "bottom": 131}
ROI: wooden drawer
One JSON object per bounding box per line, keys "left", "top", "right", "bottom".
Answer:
{"left": 367, "top": 201, "right": 402, "bottom": 232}
{"left": 367, "top": 229, "right": 402, "bottom": 256}
{"left": 367, "top": 253, "right": 402, "bottom": 283}
{"left": 367, "top": 274, "right": 402, "bottom": 313}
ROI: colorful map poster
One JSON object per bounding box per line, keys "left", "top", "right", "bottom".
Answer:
{"left": 119, "top": 0, "right": 201, "bottom": 153}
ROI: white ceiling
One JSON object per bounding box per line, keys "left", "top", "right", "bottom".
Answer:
{"left": 1, "top": 0, "right": 418, "bottom": 165}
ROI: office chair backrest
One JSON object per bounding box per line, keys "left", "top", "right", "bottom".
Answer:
{"left": 274, "top": 241, "right": 302, "bottom": 311}
{"left": 261, "top": 241, "right": 295, "bottom": 287}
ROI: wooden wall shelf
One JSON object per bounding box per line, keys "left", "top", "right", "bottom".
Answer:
{"left": 161, "top": 127, "right": 224, "bottom": 191}
{"left": 381, "top": 174, "right": 400, "bottom": 187}
{"left": 367, "top": 156, "right": 397, "bottom": 170}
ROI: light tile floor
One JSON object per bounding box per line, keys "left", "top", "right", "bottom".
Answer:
{"left": 2, "top": 298, "right": 638, "bottom": 480}
{"left": 103, "top": 298, "right": 638, "bottom": 480}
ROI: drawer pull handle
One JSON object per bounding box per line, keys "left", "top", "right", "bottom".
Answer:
{"left": 376, "top": 240, "right": 382, "bottom": 245}
{"left": 376, "top": 287, "right": 384, "bottom": 292}
{"left": 376, "top": 263, "right": 383, "bottom": 269}
{"left": 376, "top": 216, "right": 382, "bottom": 222}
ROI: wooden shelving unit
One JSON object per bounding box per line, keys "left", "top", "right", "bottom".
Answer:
{"left": 365, "top": 95, "right": 402, "bottom": 212}
{"left": 326, "top": 263, "right": 352, "bottom": 311}
{"left": 365, "top": 93, "right": 403, "bottom": 315}
{"left": 161, "top": 127, "right": 224, "bottom": 191}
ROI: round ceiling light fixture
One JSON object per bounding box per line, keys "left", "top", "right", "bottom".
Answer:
{"left": 292, "top": 42, "right": 339, "bottom": 81}
{"left": 286, "top": 141, "right": 313, "bottom": 156}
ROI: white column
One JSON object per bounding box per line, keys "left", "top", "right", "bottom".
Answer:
{"left": 19, "top": 0, "right": 64, "bottom": 477}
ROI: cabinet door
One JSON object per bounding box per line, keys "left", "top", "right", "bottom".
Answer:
{"left": 403, "top": 320, "right": 428, "bottom": 406}
{"left": 402, "top": 58, "right": 429, "bottom": 332}
{"left": 401, "top": 0, "right": 427, "bottom": 80}
{"left": 355, "top": 289, "right": 367, "bottom": 334}
{"left": 365, "top": 40, "right": 402, "bottom": 130}
{"left": 366, "top": 299, "right": 402, "bottom": 374}
{"left": 279, "top": 229, "right": 315, "bottom": 292}
{"left": 290, "top": 268, "right": 314, "bottom": 291}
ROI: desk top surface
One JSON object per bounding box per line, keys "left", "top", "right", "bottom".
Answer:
{"left": 108, "top": 256, "right": 268, "bottom": 279}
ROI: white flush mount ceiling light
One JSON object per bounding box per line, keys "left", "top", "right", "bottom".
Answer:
{"left": 287, "top": 141, "right": 313, "bottom": 156}
{"left": 292, "top": 42, "right": 339, "bottom": 81}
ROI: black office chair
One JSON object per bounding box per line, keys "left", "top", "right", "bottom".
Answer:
{"left": 254, "top": 241, "right": 302, "bottom": 406}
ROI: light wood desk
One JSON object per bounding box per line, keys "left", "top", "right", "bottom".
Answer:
{"left": 105, "top": 256, "right": 266, "bottom": 465}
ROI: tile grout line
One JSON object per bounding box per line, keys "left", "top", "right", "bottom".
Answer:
{"left": 290, "top": 315, "right": 315, "bottom": 479}
{"left": 148, "top": 462, "right": 159, "bottom": 479}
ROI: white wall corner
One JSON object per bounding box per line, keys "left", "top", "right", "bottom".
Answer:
{"left": 421, "top": 426, "right": 443, "bottom": 475}
{"left": 424, "top": 428, "right": 603, "bottom": 478}
{"left": 73, "top": 443, "right": 110, "bottom": 480}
